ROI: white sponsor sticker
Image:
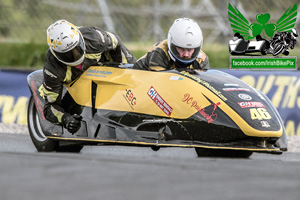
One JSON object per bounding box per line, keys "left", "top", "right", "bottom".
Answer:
{"left": 169, "top": 76, "right": 183, "bottom": 80}
{"left": 223, "top": 88, "right": 250, "bottom": 91}
{"left": 224, "top": 83, "right": 239, "bottom": 86}
{"left": 261, "top": 121, "right": 270, "bottom": 128}
{"left": 238, "top": 93, "right": 252, "bottom": 100}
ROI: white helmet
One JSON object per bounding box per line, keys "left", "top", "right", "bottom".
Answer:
{"left": 167, "top": 18, "right": 203, "bottom": 66}
{"left": 47, "top": 20, "right": 85, "bottom": 66}
{"left": 291, "top": 28, "right": 298, "bottom": 40}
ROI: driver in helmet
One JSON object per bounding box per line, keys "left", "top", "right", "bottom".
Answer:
{"left": 133, "top": 18, "right": 209, "bottom": 71}
{"left": 41, "top": 19, "right": 136, "bottom": 134}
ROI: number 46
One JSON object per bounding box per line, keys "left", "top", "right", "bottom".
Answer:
{"left": 250, "top": 108, "right": 271, "bottom": 120}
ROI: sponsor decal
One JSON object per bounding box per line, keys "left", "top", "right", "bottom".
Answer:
{"left": 224, "top": 83, "right": 239, "bottom": 86}
{"left": 123, "top": 89, "right": 136, "bottom": 110}
{"left": 238, "top": 102, "right": 265, "bottom": 108}
{"left": 223, "top": 88, "right": 250, "bottom": 91}
{"left": 169, "top": 76, "right": 184, "bottom": 80}
{"left": 143, "top": 119, "right": 178, "bottom": 123}
{"left": 86, "top": 69, "right": 113, "bottom": 78}
{"left": 250, "top": 108, "right": 271, "bottom": 120}
{"left": 43, "top": 82, "right": 53, "bottom": 91}
{"left": 44, "top": 69, "right": 57, "bottom": 79}
{"left": 31, "top": 81, "right": 45, "bottom": 120}
{"left": 182, "top": 93, "right": 220, "bottom": 123}
{"left": 238, "top": 93, "right": 252, "bottom": 100}
{"left": 147, "top": 86, "right": 173, "bottom": 116}
{"left": 180, "top": 71, "right": 227, "bottom": 101}
{"left": 64, "top": 41, "right": 76, "bottom": 51}
{"left": 261, "top": 121, "right": 271, "bottom": 128}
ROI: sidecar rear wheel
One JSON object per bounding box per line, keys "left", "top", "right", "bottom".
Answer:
{"left": 195, "top": 147, "right": 253, "bottom": 158}
{"left": 27, "top": 96, "right": 83, "bottom": 153}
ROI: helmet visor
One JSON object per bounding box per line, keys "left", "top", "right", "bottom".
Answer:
{"left": 170, "top": 43, "right": 200, "bottom": 63}
{"left": 54, "top": 34, "right": 85, "bottom": 64}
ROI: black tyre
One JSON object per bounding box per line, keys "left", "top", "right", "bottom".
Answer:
{"left": 261, "top": 49, "right": 267, "bottom": 55}
{"left": 151, "top": 146, "right": 160, "bottom": 151}
{"left": 27, "top": 96, "right": 83, "bottom": 153}
{"left": 272, "top": 43, "right": 284, "bottom": 56}
{"left": 27, "top": 96, "right": 58, "bottom": 151}
{"left": 195, "top": 147, "right": 253, "bottom": 158}
{"left": 56, "top": 145, "right": 84, "bottom": 153}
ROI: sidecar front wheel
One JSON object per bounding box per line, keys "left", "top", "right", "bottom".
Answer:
{"left": 27, "top": 96, "right": 58, "bottom": 152}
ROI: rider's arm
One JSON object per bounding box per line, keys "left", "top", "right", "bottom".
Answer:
{"left": 200, "top": 55, "right": 210, "bottom": 70}
{"left": 41, "top": 52, "right": 68, "bottom": 124}
{"left": 195, "top": 51, "right": 210, "bottom": 70}
{"left": 41, "top": 79, "right": 65, "bottom": 124}
{"left": 133, "top": 49, "right": 169, "bottom": 71}
{"left": 102, "top": 31, "right": 136, "bottom": 64}
{"left": 148, "top": 50, "right": 170, "bottom": 71}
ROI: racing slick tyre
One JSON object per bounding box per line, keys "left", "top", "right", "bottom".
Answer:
{"left": 27, "top": 96, "right": 83, "bottom": 152}
{"left": 195, "top": 148, "right": 253, "bottom": 158}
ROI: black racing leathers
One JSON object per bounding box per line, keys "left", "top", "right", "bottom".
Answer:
{"left": 133, "top": 39, "right": 210, "bottom": 71}
{"left": 41, "top": 26, "right": 136, "bottom": 124}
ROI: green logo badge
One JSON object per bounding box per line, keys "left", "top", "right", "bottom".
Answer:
{"left": 228, "top": 3, "right": 297, "bottom": 40}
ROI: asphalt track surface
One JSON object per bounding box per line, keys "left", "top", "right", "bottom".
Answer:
{"left": 1, "top": 132, "right": 300, "bottom": 200}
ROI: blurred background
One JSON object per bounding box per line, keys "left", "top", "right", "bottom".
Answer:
{"left": 0, "top": 0, "right": 299, "bottom": 68}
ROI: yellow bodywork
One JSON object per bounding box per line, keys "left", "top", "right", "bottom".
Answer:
{"left": 66, "top": 66, "right": 282, "bottom": 138}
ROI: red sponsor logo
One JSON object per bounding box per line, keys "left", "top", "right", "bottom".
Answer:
{"left": 238, "top": 102, "right": 265, "bottom": 108}
{"left": 30, "top": 81, "right": 45, "bottom": 120}
{"left": 148, "top": 86, "right": 173, "bottom": 116}
{"left": 182, "top": 93, "right": 220, "bottom": 123}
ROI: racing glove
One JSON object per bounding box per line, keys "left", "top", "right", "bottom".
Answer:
{"left": 62, "top": 114, "right": 82, "bottom": 134}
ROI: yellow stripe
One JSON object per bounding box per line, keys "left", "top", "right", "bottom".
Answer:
{"left": 149, "top": 66, "right": 166, "bottom": 71}
{"left": 64, "top": 66, "right": 72, "bottom": 83}
{"left": 85, "top": 52, "right": 102, "bottom": 60}
{"left": 106, "top": 32, "right": 118, "bottom": 49}
{"left": 121, "top": 51, "right": 128, "bottom": 63}
{"left": 38, "top": 84, "right": 59, "bottom": 103}
{"left": 46, "top": 136, "right": 281, "bottom": 152}
{"left": 155, "top": 39, "right": 169, "bottom": 59}
{"left": 38, "top": 84, "right": 45, "bottom": 98}
{"left": 105, "top": 52, "right": 113, "bottom": 62}
{"left": 50, "top": 107, "right": 64, "bottom": 123}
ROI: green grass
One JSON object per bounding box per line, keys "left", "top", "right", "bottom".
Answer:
{"left": 203, "top": 44, "right": 231, "bottom": 68}
{"left": 0, "top": 42, "right": 299, "bottom": 70}
{"left": 0, "top": 42, "right": 48, "bottom": 69}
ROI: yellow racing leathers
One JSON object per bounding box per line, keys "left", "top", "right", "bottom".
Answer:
{"left": 40, "top": 26, "right": 136, "bottom": 124}
{"left": 133, "top": 39, "right": 209, "bottom": 71}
